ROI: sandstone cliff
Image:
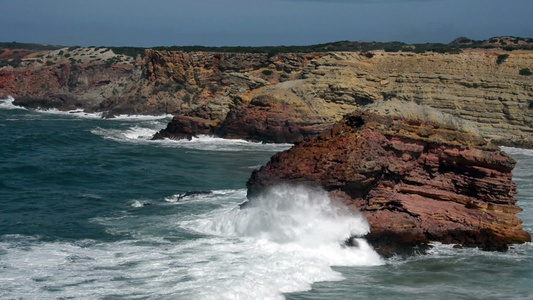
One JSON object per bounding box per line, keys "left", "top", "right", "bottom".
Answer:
{"left": 298, "top": 50, "right": 533, "bottom": 147}
{"left": 246, "top": 111, "right": 531, "bottom": 255}
{"left": 151, "top": 49, "right": 533, "bottom": 147}
{"left": 1, "top": 45, "right": 532, "bottom": 146}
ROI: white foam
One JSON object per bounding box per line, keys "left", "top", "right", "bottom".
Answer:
{"left": 501, "top": 146, "right": 533, "bottom": 157}
{"left": 179, "top": 185, "right": 384, "bottom": 296}
{"left": 431, "top": 241, "right": 531, "bottom": 260}
{"left": 0, "top": 187, "right": 383, "bottom": 299}
{"left": 92, "top": 125, "right": 293, "bottom": 152}
{"left": 188, "top": 185, "right": 381, "bottom": 263}
{"left": 90, "top": 126, "right": 161, "bottom": 143}
{"left": 31, "top": 107, "right": 173, "bottom": 121}
{"left": 164, "top": 189, "right": 236, "bottom": 203}
{"left": 0, "top": 96, "right": 172, "bottom": 120}
{"left": 158, "top": 135, "right": 293, "bottom": 152}
{"left": 130, "top": 200, "right": 149, "bottom": 208}
{"left": 0, "top": 96, "right": 26, "bottom": 110}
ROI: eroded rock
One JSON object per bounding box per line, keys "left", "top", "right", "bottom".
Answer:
{"left": 246, "top": 111, "right": 531, "bottom": 256}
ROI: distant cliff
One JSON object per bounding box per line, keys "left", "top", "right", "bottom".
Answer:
{"left": 1, "top": 39, "right": 532, "bottom": 147}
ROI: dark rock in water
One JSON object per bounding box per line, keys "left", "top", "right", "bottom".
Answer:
{"left": 152, "top": 96, "right": 326, "bottom": 143}
{"left": 176, "top": 191, "right": 212, "bottom": 201}
{"left": 344, "top": 235, "right": 361, "bottom": 248}
{"left": 246, "top": 110, "right": 531, "bottom": 256}
{"left": 13, "top": 94, "right": 82, "bottom": 111}
{"left": 152, "top": 115, "right": 214, "bottom": 140}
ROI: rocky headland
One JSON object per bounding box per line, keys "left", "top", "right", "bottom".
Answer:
{"left": 1, "top": 38, "right": 532, "bottom": 147}
{"left": 2, "top": 38, "right": 532, "bottom": 255}
{"left": 246, "top": 110, "right": 531, "bottom": 255}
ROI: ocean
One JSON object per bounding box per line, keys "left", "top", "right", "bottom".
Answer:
{"left": 1, "top": 96, "right": 532, "bottom": 300}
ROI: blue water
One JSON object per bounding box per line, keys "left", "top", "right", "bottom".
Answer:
{"left": 1, "top": 98, "right": 532, "bottom": 299}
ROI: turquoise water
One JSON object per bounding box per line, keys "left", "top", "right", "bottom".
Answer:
{"left": 1, "top": 98, "right": 532, "bottom": 299}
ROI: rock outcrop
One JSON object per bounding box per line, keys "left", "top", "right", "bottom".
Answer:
{"left": 246, "top": 110, "right": 531, "bottom": 255}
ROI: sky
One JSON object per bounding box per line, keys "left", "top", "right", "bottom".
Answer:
{"left": 2, "top": 0, "right": 533, "bottom": 47}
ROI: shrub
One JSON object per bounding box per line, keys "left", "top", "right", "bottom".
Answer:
{"left": 384, "top": 46, "right": 401, "bottom": 52}
{"left": 104, "top": 57, "right": 121, "bottom": 67}
{"left": 109, "top": 47, "right": 146, "bottom": 58}
{"left": 519, "top": 68, "right": 532, "bottom": 76}
{"left": 413, "top": 48, "right": 427, "bottom": 54}
{"left": 8, "top": 59, "right": 22, "bottom": 68}
{"left": 46, "top": 61, "right": 55, "bottom": 66}
{"left": 262, "top": 70, "right": 273, "bottom": 76}
{"left": 497, "top": 54, "right": 509, "bottom": 65}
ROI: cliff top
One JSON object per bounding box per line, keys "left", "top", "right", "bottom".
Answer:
{"left": 2, "top": 36, "right": 533, "bottom": 61}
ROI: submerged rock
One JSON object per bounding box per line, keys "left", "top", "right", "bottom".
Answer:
{"left": 246, "top": 110, "right": 531, "bottom": 256}
{"left": 176, "top": 191, "right": 212, "bottom": 201}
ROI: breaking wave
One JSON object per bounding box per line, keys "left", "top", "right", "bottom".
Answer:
{"left": 91, "top": 124, "right": 292, "bottom": 152}
{"left": 0, "top": 186, "right": 382, "bottom": 299}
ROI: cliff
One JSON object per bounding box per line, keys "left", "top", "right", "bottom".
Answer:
{"left": 246, "top": 111, "right": 531, "bottom": 255}
{"left": 1, "top": 44, "right": 532, "bottom": 146}
{"left": 0, "top": 46, "right": 323, "bottom": 118}
{"left": 152, "top": 49, "right": 533, "bottom": 147}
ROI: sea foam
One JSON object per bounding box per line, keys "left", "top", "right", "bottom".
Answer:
{"left": 0, "top": 96, "right": 172, "bottom": 120}
{"left": 157, "top": 135, "right": 293, "bottom": 152}
{"left": 91, "top": 124, "right": 292, "bottom": 152}
{"left": 180, "top": 185, "right": 384, "bottom": 297}
{"left": 0, "top": 187, "right": 383, "bottom": 299}
{"left": 501, "top": 146, "right": 533, "bottom": 157}
{"left": 0, "top": 96, "right": 25, "bottom": 110}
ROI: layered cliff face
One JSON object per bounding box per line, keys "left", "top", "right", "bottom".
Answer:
{"left": 297, "top": 50, "right": 533, "bottom": 147}
{"left": 145, "top": 50, "right": 329, "bottom": 141}
{"left": 2, "top": 46, "right": 532, "bottom": 146}
{"left": 151, "top": 49, "right": 533, "bottom": 147}
{"left": 246, "top": 111, "right": 531, "bottom": 255}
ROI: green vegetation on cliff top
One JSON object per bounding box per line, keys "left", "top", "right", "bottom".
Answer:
{"left": 1, "top": 36, "right": 533, "bottom": 58}
{"left": 0, "top": 42, "right": 63, "bottom": 51}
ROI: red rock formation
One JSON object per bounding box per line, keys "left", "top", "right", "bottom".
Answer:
{"left": 2, "top": 46, "right": 532, "bottom": 146}
{"left": 246, "top": 111, "right": 531, "bottom": 255}
{"left": 153, "top": 95, "right": 327, "bottom": 143}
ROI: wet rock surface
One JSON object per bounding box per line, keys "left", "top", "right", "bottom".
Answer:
{"left": 246, "top": 111, "right": 531, "bottom": 256}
